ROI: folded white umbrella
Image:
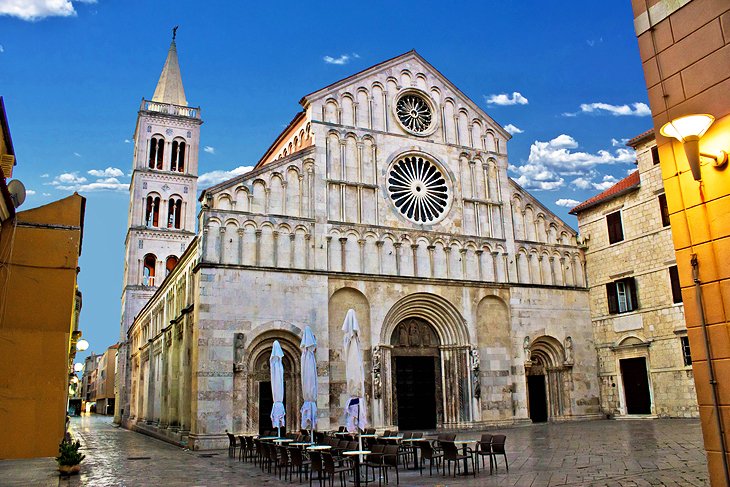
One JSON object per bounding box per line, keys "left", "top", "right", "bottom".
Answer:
{"left": 270, "top": 340, "right": 286, "bottom": 436}
{"left": 300, "top": 326, "right": 318, "bottom": 442}
{"left": 342, "top": 309, "right": 367, "bottom": 460}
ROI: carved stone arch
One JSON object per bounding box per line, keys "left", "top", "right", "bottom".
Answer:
{"left": 415, "top": 72, "right": 428, "bottom": 90}
{"left": 379, "top": 293, "right": 472, "bottom": 428}
{"left": 526, "top": 335, "right": 573, "bottom": 422}
{"left": 399, "top": 69, "right": 412, "bottom": 86}
{"left": 323, "top": 98, "right": 339, "bottom": 124}
{"left": 237, "top": 326, "right": 303, "bottom": 434}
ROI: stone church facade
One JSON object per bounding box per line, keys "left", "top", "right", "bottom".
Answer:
{"left": 120, "top": 46, "right": 602, "bottom": 449}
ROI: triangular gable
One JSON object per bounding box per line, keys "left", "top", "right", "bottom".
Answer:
{"left": 301, "top": 50, "right": 512, "bottom": 141}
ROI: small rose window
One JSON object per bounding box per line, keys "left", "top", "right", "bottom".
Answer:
{"left": 396, "top": 92, "right": 434, "bottom": 134}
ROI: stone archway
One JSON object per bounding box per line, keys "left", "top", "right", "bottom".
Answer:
{"left": 526, "top": 336, "right": 572, "bottom": 421}
{"left": 234, "top": 330, "right": 302, "bottom": 434}
{"left": 378, "top": 293, "right": 472, "bottom": 429}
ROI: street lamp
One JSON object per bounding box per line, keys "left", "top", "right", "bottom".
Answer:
{"left": 660, "top": 114, "right": 728, "bottom": 181}
{"left": 73, "top": 362, "right": 84, "bottom": 372}
{"left": 76, "top": 339, "right": 89, "bottom": 352}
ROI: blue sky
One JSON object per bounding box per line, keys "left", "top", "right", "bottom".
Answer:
{"left": 0, "top": 1, "right": 651, "bottom": 360}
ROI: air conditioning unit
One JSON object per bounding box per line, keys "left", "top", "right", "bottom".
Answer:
{"left": 0, "top": 154, "right": 14, "bottom": 178}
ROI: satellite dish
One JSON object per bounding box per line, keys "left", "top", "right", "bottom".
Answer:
{"left": 7, "top": 179, "right": 26, "bottom": 208}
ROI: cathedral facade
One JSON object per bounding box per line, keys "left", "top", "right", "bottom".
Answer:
{"left": 119, "top": 44, "right": 601, "bottom": 449}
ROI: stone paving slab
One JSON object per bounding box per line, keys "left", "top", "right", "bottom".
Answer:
{"left": 0, "top": 415, "right": 709, "bottom": 486}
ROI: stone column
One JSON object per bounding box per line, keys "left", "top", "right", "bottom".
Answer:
{"left": 218, "top": 227, "right": 225, "bottom": 264}
{"left": 159, "top": 335, "right": 170, "bottom": 429}
{"left": 304, "top": 234, "right": 311, "bottom": 269}
{"left": 289, "top": 234, "right": 296, "bottom": 268}
{"left": 358, "top": 239, "right": 366, "bottom": 274}
{"left": 394, "top": 242, "right": 402, "bottom": 276}
{"left": 146, "top": 341, "right": 156, "bottom": 424}
{"left": 460, "top": 249, "right": 467, "bottom": 279}
{"left": 538, "top": 255, "right": 545, "bottom": 285}
{"left": 272, "top": 231, "right": 279, "bottom": 267}
{"left": 411, "top": 244, "right": 418, "bottom": 276}
{"left": 492, "top": 251, "right": 500, "bottom": 282}
{"left": 180, "top": 316, "right": 192, "bottom": 435}
{"left": 339, "top": 237, "right": 348, "bottom": 271}
{"left": 427, "top": 245, "right": 435, "bottom": 277}
{"left": 475, "top": 250, "right": 483, "bottom": 281}
{"left": 255, "top": 230, "right": 262, "bottom": 266}
{"left": 237, "top": 229, "right": 244, "bottom": 265}
{"left": 444, "top": 246, "right": 451, "bottom": 279}
{"left": 375, "top": 240, "right": 384, "bottom": 274}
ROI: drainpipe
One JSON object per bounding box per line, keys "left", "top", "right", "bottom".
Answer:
{"left": 692, "top": 253, "right": 730, "bottom": 486}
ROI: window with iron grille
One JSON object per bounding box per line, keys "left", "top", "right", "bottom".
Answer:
{"left": 606, "top": 211, "right": 624, "bottom": 244}
{"left": 680, "top": 336, "right": 692, "bottom": 366}
{"left": 606, "top": 277, "right": 638, "bottom": 314}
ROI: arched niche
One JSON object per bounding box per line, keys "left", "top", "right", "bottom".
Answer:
{"left": 526, "top": 335, "right": 573, "bottom": 423}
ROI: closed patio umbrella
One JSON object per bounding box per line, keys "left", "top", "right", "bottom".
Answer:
{"left": 300, "top": 326, "right": 318, "bottom": 443}
{"left": 342, "top": 309, "right": 367, "bottom": 460}
{"left": 270, "top": 340, "right": 285, "bottom": 437}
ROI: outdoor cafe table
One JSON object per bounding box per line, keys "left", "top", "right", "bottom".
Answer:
{"left": 290, "top": 442, "right": 314, "bottom": 448}
{"left": 401, "top": 438, "right": 424, "bottom": 470}
{"left": 343, "top": 450, "right": 371, "bottom": 487}
{"left": 273, "top": 438, "right": 293, "bottom": 444}
{"left": 259, "top": 436, "right": 280, "bottom": 440}
{"left": 307, "top": 445, "right": 332, "bottom": 451}
{"left": 453, "top": 440, "right": 477, "bottom": 476}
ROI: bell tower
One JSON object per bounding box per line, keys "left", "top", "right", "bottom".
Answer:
{"left": 115, "top": 30, "right": 202, "bottom": 423}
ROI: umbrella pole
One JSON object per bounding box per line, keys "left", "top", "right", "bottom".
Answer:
{"left": 277, "top": 425, "right": 281, "bottom": 438}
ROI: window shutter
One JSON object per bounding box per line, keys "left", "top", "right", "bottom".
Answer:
{"left": 606, "top": 283, "right": 618, "bottom": 314}
{"left": 628, "top": 277, "right": 638, "bottom": 311}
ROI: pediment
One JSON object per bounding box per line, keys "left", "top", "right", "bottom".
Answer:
{"left": 302, "top": 50, "right": 511, "bottom": 141}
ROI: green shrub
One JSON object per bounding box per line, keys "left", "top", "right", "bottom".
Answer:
{"left": 56, "top": 440, "right": 85, "bottom": 466}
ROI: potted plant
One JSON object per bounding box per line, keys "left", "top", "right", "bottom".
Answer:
{"left": 56, "top": 439, "right": 85, "bottom": 475}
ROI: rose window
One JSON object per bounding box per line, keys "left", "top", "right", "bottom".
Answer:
{"left": 387, "top": 155, "right": 450, "bottom": 224}
{"left": 396, "top": 93, "right": 434, "bottom": 134}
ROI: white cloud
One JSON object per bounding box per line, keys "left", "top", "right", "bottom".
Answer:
{"left": 555, "top": 198, "right": 580, "bottom": 208}
{"left": 73, "top": 152, "right": 82, "bottom": 157}
{"left": 40, "top": 173, "right": 49, "bottom": 178}
{"left": 323, "top": 54, "right": 350, "bottom": 65}
{"left": 592, "top": 175, "right": 619, "bottom": 191}
{"left": 510, "top": 134, "right": 635, "bottom": 191}
{"left": 198, "top": 165, "right": 254, "bottom": 188}
{"left": 485, "top": 92, "right": 528, "bottom": 106}
{"left": 0, "top": 0, "right": 96, "bottom": 21}
{"left": 87, "top": 167, "right": 123, "bottom": 178}
{"left": 203, "top": 146, "right": 216, "bottom": 154}
{"left": 124, "top": 139, "right": 131, "bottom": 144}
{"left": 352, "top": 52, "right": 360, "bottom": 59}
{"left": 0, "top": 45, "right": 4, "bottom": 53}
{"left": 48, "top": 170, "right": 128, "bottom": 192}
{"left": 42, "top": 192, "right": 51, "bottom": 196}
{"left": 26, "top": 189, "right": 36, "bottom": 196}
{"left": 611, "top": 137, "right": 629, "bottom": 147}
{"left": 571, "top": 177, "right": 593, "bottom": 190}
{"left": 504, "top": 124, "right": 523, "bottom": 135}
{"left": 586, "top": 37, "right": 603, "bottom": 47}
{"left": 564, "top": 102, "right": 651, "bottom": 117}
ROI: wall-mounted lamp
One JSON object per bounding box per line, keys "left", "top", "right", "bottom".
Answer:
{"left": 660, "top": 114, "right": 727, "bottom": 181}
{"left": 76, "top": 339, "right": 89, "bottom": 352}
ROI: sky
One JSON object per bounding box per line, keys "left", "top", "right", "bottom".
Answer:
{"left": 0, "top": 0, "right": 652, "bottom": 362}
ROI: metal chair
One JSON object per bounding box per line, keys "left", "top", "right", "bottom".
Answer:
{"left": 491, "top": 434, "right": 508, "bottom": 472}
{"left": 416, "top": 440, "right": 442, "bottom": 477}
{"left": 439, "top": 441, "right": 474, "bottom": 477}
{"left": 226, "top": 431, "right": 237, "bottom": 458}
{"left": 475, "top": 433, "right": 493, "bottom": 473}
{"left": 322, "top": 451, "right": 354, "bottom": 487}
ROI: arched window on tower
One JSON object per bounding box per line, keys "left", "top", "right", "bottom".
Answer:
{"left": 148, "top": 136, "right": 165, "bottom": 169}
{"left": 167, "top": 196, "right": 182, "bottom": 229}
{"left": 165, "top": 255, "right": 179, "bottom": 276}
{"left": 171, "top": 139, "right": 186, "bottom": 172}
{"left": 145, "top": 194, "right": 161, "bottom": 227}
{"left": 143, "top": 254, "right": 157, "bottom": 286}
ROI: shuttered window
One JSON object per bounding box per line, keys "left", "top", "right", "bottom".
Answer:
{"left": 606, "top": 211, "right": 624, "bottom": 244}
{"left": 606, "top": 277, "right": 638, "bottom": 314}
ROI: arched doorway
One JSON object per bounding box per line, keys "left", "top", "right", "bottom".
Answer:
{"left": 235, "top": 330, "right": 302, "bottom": 435}
{"left": 526, "top": 336, "right": 572, "bottom": 422}
{"left": 378, "top": 293, "right": 472, "bottom": 429}
{"left": 390, "top": 318, "right": 441, "bottom": 430}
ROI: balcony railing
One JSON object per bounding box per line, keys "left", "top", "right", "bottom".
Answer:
{"left": 140, "top": 99, "right": 201, "bottom": 119}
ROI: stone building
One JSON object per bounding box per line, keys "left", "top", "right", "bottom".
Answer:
{"left": 571, "top": 130, "right": 698, "bottom": 418}
{"left": 120, "top": 43, "right": 602, "bottom": 449}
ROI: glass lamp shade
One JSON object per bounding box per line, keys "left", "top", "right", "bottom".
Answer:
{"left": 76, "top": 339, "right": 89, "bottom": 352}
{"left": 70, "top": 375, "right": 79, "bottom": 383}
{"left": 660, "top": 114, "right": 714, "bottom": 142}
{"left": 73, "top": 362, "right": 84, "bottom": 372}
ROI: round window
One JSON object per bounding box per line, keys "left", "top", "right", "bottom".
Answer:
{"left": 395, "top": 91, "right": 435, "bottom": 135}
{"left": 387, "top": 154, "right": 450, "bottom": 224}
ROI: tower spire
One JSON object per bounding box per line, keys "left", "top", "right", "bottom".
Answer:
{"left": 151, "top": 27, "right": 187, "bottom": 107}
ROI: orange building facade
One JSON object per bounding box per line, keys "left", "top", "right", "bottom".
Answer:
{"left": 0, "top": 193, "right": 86, "bottom": 458}
{"left": 631, "top": 0, "right": 730, "bottom": 484}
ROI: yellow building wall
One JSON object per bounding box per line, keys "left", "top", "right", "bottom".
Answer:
{"left": 0, "top": 193, "right": 85, "bottom": 458}
{"left": 632, "top": 0, "right": 730, "bottom": 484}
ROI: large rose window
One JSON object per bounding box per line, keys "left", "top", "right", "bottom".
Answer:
{"left": 387, "top": 154, "right": 450, "bottom": 224}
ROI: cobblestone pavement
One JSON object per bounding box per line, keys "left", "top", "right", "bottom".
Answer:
{"left": 0, "top": 415, "right": 708, "bottom": 486}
